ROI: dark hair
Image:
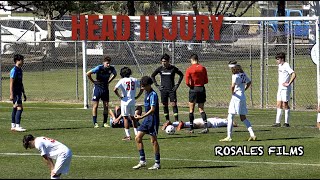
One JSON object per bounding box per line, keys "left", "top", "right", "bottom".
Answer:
{"left": 135, "top": 105, "right": 142, "bottom": 115}
{"left": 120, "top": 66, "right": 132, "bottom": 78}
{"left": 14, "top": 54, "right": 24, "bottom": 63}
{"left": 161, "top": 53, "right": 170, "bottom": 61}
{"left": 140, "top": 76, "right": 153, "bottom": 86}
{"left": 275, "top": 52, "right": 286, "bottom": 61}
{"left": 189, "top": 53, "right": 198, "bottom": 61}
{"left": 23, "top": 134, "right": 34, "bottom": 149}
{"left": 103, "top": 56, "right": 111, "bottom": 62}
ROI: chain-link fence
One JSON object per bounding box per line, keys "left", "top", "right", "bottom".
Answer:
{"left": 0, "top": 16, "right": 318, "bottom": 110}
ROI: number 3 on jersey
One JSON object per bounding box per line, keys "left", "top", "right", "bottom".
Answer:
{"left": 43, "top": 137, "right": 56, "bottom": 143}
{"left": 125, "top": 81, "right": 135, "bottom": 91}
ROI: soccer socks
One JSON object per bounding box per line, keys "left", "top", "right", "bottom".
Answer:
{"left": 15, "top": 109, "right": 23, "bottom": 125}
{"left": 227, "top": 114, "right": 234, "bottom": 138}
{"left": 275, "top": 108, "right": 283, "bottom": 124}
{"left": 11, "top": 107, "right": 17, "bottom": 124}
{"left": 317, "top": 113, "right": 320, "bottom": 123}
{"left": 103, "top": 113, "right": 108, "bottom": 124}
{"left": 201, "top": 112, "right": 208, "bottom": 128}
{"left": 284, "top": 109, "right": 290, "bottom": 124}
{"left": 125, "top": 128, "right": 131, "bottom": 137}
{"left": 133, "top": 128, "right": 138, "bottom": 136}
{"left": 163, "top": 106, "right": 169, "bottom": 121}
{"left": 155, "top": 153, "right": 160, "bottom": 165}
{"left": 173, "top": 105, "right": 179, "bottom": 121}
{"left": 92, "top": 116, "right": 97, "bottom": 124}
{"left": 189, "top": 113, "right": 194, "bottom": 129}
{"left": 243, "top": 119, "right": 255, "bottom": 137}
{"left": 139, "top": 149, "right": 146, "bottom": 162}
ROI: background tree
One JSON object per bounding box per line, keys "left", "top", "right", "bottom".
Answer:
{"left": 0, "top": 1, "right": 104, "bottom": 60}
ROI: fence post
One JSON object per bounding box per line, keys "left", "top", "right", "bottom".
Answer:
{"left": 82, "top": 40, "right": 89, "bottom": 109}
{"left": 260, "top": 21, "right": 265, "bottom": 108}
{"left": 0, "top": 24, "right": 2, "bottom": 101}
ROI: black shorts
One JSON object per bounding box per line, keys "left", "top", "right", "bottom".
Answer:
{"left": 160, "top": 90, "right": 177, "bottom": 103}
{"left": 189, "top": 86, "right": 206, "bottom": 103}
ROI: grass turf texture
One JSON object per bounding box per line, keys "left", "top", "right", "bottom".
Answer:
{"left": 0, "top": 102, "right": 319, "bottom": 179}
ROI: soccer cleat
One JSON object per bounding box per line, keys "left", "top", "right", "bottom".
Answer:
{"left": 176, "top": 121, "right": 184, "bottom": 131}
{"left": 248, "top": 136, "right": 257, "bottom": 141}
{"left": 219, "top": 137, "right": 232, "bottom": 142}
{"left": 188, "top": 128, "right": 194, "bottom": 134}
{"left": 283, "top": 123, "right": 290, "bottom": 127}
{"left": 122, "top": 136, "right": 132, "bottom": 141}
{"left": 94, "top": 123, "right": 99, "bottom": 128}
{"left": 15, "top": 127, "right": 26, "bottom": 132}
{"left": 148, "top": 163, "right": 161, "bottom": 170}
{"left": 198, "top": 128, "right": 209, "bottom": 134}
{"left": 132, "top": 161, "right": 147, "bottom": 169}
{"left": 161, "top": 121, "right": 172, "bottom": 131}
{"left": 10, "top": 127, "right": 16, "bottom": 131}
{"left": 103, "top": 123, "right": 110, "bottom": 128}
{"left": 271, "top": 123, "right": 281, "bottom": 127}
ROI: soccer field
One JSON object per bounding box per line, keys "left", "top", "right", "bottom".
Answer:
{"left": 0, "top": 102, "right": 319, "bottom": 179}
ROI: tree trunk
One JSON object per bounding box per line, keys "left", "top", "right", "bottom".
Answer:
{"left": 190, "top": 1, "right": 199, "bottom": 15}
{"left": 46, "top": 13, "right": 56, "bottom": 61}
{"left": 277, "top": 1, "right": 286, "bottom": 45}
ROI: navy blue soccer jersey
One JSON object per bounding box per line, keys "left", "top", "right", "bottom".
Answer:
{"left": 139, "top": 89, "right": 160, "bottom": 135}
{"left": 10, "top": 66, "right": 23, "bottom": 94}
{"left": 90, "top": 65, "right": 117, "bottom": 89}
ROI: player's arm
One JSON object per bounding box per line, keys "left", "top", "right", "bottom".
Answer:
{"left": 231, "top": 82, "right": 236, "bottom": 95}
{"left": 151, "top": 67, "right": 161, "bottom": 87}
{"left": 108, "top": 68, "right": 117, "bottom": 84}
{"left": 288, "top": 72, "right": 296, "bottom": 85}
{"left": 245, "top": 81, "right": 252, "bottom": 91}
{"left": 113, "top": 88, "right": 123, "bottom": 99}
{"left": 135, "top": 89, "right": 144, "bottom": 99}
{"left": 9, "top": 77, "right": 14, "bottom": 101}
{"left": 86, "top": 70, "right": 96, "bottom": 84}
{"left": 185, "top": 68, "right": 191, "bottom": 87}
{"left": 41, "top": 154, "right": 55, "bottom": 173}
{"left": 137, "top": 105, "right": 156, "bottom": 120}
{"left": 22, "top": 82, "right": 27, "bottom": 101}
{"left": 173, "top": 67, "right": 184, "bottom": 91}
{"left": 203, "top": 67, "right": 208, "bottom": 84}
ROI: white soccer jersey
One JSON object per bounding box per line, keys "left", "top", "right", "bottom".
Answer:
{"left": 278, "top": 62, "right": 294, "bottom": 90}
{"left": 34, "top": 137, "right": 70, "bottom": 159}
{"left": 232, "top": 72, "right": 251, "bottom": 100}
{"left": 115, "top": 77, "right": 140, "bottom": 106}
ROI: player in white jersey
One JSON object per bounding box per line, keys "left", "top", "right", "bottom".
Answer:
{"left": 220, "top": 63, "right": 256, "bottom": 142}
{"left": 114, "top": 67, "right": 144, "bottom": 141}
{"left": 172, "top": 117, "right": 238, "bottom": 129}
{"left": 23, "top": 134, "right": 72, "bottom": 179}
{"left": 272, "top": 52, "right": 296, "bottom": 127}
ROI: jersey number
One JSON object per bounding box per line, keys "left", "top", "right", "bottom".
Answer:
{"left": 43, "top": 137, "right": 56, "bottom": 143}
{"left": 240, "top": 74, "right": 246, "bottom": 83}
{"left": 125, "top": 81, "right": 135, "bottom": 91}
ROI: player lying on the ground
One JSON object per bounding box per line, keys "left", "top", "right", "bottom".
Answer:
{"left": 109, "top": 105, "right": 142, "bottom": 128}
{"left": 171, "top": 117, "right": 238, "bottom": 129}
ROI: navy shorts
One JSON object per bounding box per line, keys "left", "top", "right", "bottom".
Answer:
{"left": 92, "top": 86, "right": 109, "bottom": 102}
{"left": 12, "top": 93, "right": 22, "bottom": 105}
{"left": 138, "top": 116, "right": 159, "bottom": 136}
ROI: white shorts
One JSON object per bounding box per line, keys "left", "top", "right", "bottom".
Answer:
{"left": 277, "top": 89, "right": 291, "bottom": 102}
{"left": 54, "top": 149, "right": 72, "bottom": 175}
{"left": 121, "top": 103, "right": 135, "bottom": 116}
{"left": 228, "top": 97, "right": 247, "bottom": 115}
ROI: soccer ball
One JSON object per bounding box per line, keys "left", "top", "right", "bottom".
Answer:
{"left": 165, "top": 125, "right": 175, "bottom": 135}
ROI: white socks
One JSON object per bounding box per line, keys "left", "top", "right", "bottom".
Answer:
{"left": 284, "top": 109, "right": 290, "bottom": 124}
{"left": 243, "top": 119, "right": 255, "bottom": 137}
{"left": 317, "top": 113, "right": 320, "bottom": 123}
{"left": 125, "top": 129, "right": 130, "bottom": 137}
{"left": 227, "top": 114, "right": 234, "bottom": 138}
{"left": 276, "top": 108, "right": 282, "bottom": 124}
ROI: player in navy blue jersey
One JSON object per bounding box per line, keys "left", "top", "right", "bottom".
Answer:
{"left": 10, "top": 54, "right": 27, "bottom": 132}
{"left": 87, "top": 56, "right": 117, "bottom": 128}
{"left": 132, "top": 76, "right": 161, "bottom": 170}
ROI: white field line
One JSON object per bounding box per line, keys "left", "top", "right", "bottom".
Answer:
{"left": 0, "top": 153, "right": 319, "bottom": 167}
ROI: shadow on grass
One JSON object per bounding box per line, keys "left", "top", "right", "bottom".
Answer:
{"left": 31, "top": 126, "right": 93, "bottom": 131}
{"left": 158, "top": 135, "right": 199, "bottom": 140}
{"left": 214, "top": 129, "right": 271, "bottom": 134}
{"left": 168, "top": 165, "right": 238, "bottom": 169}
{"left": 262, "top": 136, "right": 314, "bottom": 141}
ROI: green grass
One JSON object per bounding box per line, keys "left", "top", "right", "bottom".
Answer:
{"left": 0, "top": 102, "right": 319, "bottom": 179}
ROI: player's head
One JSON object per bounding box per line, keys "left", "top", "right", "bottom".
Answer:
{"left": 140, "top": 76, "right": 153, "bottom": 91}
{"left": 14, "top": 54, "right": 24, "bottom": 64}
{"left": 120, "top": 66, "right": 132, "bottom": 78}
{"left": 228, "top": 60, "right": 237, "bottom": 68}
{"left": 135, "top": 105, "right": 142, "bottom": 116}
{"left": 231, "top": 64, "right": 242, "bottom": 74}
{"left": 275, "top": 52, "right": 286, "bottom": 63}
{"left": 189, "top": 53, "right": 199, "bottom": 64}
{"left": 161, "top": 54, "right": 170, "bottom": 67}
{"left": 23, "top": 134, "right": 35, "bottom": 149}
{"left": 103, "top": 56, "right": 111, "bottom": 68}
